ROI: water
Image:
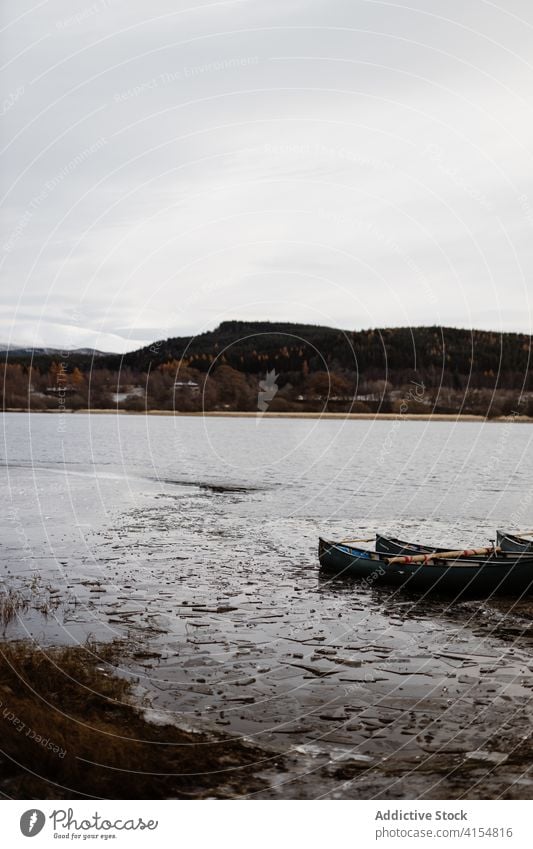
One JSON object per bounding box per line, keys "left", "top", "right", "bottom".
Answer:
{"left": 2, "top": 412, "right": 533, "bottom": 798}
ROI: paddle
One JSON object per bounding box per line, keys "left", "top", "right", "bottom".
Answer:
{"left": 386, "top": 545, "right": 499, "bottom": 566}
{"left": 338, "top": 537, "right": 374, "bottom": 543}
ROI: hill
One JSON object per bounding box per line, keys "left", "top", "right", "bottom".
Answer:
{"left": 2, "top": 321, "right": 532, "bottom": 415}
{"left": 119, "top": 321, "right": 532, "bottom": 390}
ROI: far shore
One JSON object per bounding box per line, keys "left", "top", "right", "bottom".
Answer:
{"left": 4, "top": 408, "right": 533, "bottom": 423}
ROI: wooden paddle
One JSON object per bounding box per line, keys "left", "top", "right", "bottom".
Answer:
{"left": 387, "top": 545, "right": 499, "bottom": 566}
{"left": 339, "top": 537, "right": 374, "bottom": 543}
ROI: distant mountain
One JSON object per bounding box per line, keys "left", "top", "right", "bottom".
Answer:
{"left": 1, "top": 344, "right": 110, "bottom": 357}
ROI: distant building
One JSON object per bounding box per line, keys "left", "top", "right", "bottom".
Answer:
{"left": 174, "top": 380, "right": 200, "bottom": 394}
{"left": 44, "top": 386, "right": 77, "bottom": 396}
{"left": 111, "top": 386, "right": 145, "bottom": 403}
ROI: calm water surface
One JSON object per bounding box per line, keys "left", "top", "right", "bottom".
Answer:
{"left": 2, "top": 412, "right": 533, "bottom": 798}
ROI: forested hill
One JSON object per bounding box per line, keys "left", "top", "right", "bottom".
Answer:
{"left": 3, "top": 321, "right": 533, "bottom": 417}
{"left": 5, "top": 321, "right": 533, "bottom": 390}
{"left": 118, "top": 321, "right": 532, "bottom": 390}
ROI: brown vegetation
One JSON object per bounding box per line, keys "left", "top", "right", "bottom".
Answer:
{"left": 0, "top": 640, "right": 279, "bottom": 799}
{"left": 3, "top": 321, "right": 533, "bottom": 416}
{"left": 0, "top": 590, "right": 28, "bottom": 634}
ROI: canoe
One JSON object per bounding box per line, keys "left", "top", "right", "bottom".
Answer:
{"left": 318, "top": 538, "right": 533, "bottom": 596}
{"left": 375, "top": 534, "right": 502, "bottom": 561}
{"left": 375, "top": 534, "right": 453, "bottom": 556}
{"left": 497, "top": 530, "right": 533, "bottom": 554}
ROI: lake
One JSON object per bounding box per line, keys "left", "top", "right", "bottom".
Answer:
{"left": 2, "top": 412, "right": 533, "bottom": 798}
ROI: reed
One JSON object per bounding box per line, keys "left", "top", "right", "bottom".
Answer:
{"left": 0, "top": 590, "right": 28, "bottom": 633}
{"left": 0, "top": 639, "right": 275, "bottom": 799}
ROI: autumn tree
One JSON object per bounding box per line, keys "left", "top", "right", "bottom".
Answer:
{"left": 0, "top": 364, "right": 29, "bottom": 409}
{"left": 212, "top": 365, "right": 256, "bottom": 410}
{"left": 71, "top": 367, "right": 85, "bottom": 386}
{"left": 305, "top": 371, "right": 352, "bottom": 398}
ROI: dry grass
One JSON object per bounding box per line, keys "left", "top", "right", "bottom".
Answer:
{"left": 0, "top": 590, "right": 28, "bottom": 633}
{"left": 0, "top": 640, "right": 279, "bottom": 799}
{"left": 0, "top": 582, "right": 64, "bottom": 635}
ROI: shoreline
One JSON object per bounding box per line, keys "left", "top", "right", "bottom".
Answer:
{"left": 0, "top": 638, "right": 279, "bottom": 799}
{"left": 3, "top": 408, "right": 533, "bottom": 423}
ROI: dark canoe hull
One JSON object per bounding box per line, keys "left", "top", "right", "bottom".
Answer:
{"left": 375, "top": 534, "right": 495, "bottom": 563}
{"left": 497, "top": 530, "right": 533, "bottom": 554}
{"left": 318, "top": 538, "right": 533, "bottom": 596}
{"left": 375, "top": 534, "right": 452, "bottom": 556}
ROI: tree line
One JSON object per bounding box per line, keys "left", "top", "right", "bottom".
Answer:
{"left": 2, "top": 321, "right": 533, "bottom": 416}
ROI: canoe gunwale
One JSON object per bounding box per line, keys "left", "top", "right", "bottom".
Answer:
{"left": 321, "top": 538, "right": 532, "bottom": 568}
{"left": 375, "top": 534, "right": 453, "bottom": 556}
{"left": 497, "top": 530, "right": 533, "bottom": 553}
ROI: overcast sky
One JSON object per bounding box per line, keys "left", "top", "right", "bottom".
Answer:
{"left": 1, "top": 0, "right": 533, "bottom": 352}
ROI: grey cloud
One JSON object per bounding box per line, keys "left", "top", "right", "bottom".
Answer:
{"left": 2, "top": 0, "right": 533, "bottom": 350}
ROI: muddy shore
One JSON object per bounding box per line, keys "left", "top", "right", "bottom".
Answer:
{"left": 4, "top": 540, "right": 533, "bottom": 800}
{"left": 0, "top": 639, "right": 283, "bottom": 799}
{"left": 5, "top": 408, "right": 533, "bottom": 423}
{"left": 3, "top": 413, "right": 533, "bottom": 799}
{"left": 2, "top": 630, "right": 532, "bottom": 800}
